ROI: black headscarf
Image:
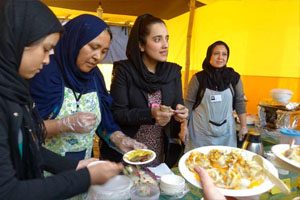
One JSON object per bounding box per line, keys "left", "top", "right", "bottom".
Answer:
{"left": 0, "top": 0, "right": 63, "bottom": 179}
{"left": 201, "top": 40, "right": 240, "bottom": 91}
{"left": 124, "top": 14, "right": 181, "bottom": 93}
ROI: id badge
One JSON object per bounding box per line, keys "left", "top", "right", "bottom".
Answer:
{"left": 210, "top": 94, "right": 222, "bottom": 102}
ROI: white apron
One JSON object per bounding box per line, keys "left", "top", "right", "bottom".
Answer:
{"left": 186, "top": 88, "right": 236, "bottom": 151}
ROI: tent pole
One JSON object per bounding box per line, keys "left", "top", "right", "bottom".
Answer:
{"left": 184, "top": 0, "right": 196, "bottom": 95}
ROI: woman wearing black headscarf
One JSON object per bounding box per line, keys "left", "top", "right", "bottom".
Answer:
{"left": 101, "top": 14, "right": 189, "bottom": 167}
{"left": 184, "top": 41, "right": 247, "bottom": 150}
{"left": 0, "top": 0, "right": 122, "bottom": 199}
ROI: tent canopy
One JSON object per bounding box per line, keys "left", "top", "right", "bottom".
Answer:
{"left": 42, "top": 0, "right": 205, "bottom": 20}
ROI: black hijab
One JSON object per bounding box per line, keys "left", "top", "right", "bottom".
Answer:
{"left": 0, "top": 0, "right": 62, "bottom": 104}
{"left": 124, "top": 14, "right": 181, "bottom": 93}
{"left": 0, "top": 0, "right": 63, "bottom": 179}
{"left": 201, "top": 40, "right": 240, "bottom": 91}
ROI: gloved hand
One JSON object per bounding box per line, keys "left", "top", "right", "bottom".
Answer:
{"left": 238, "top": 126, "right": 248, "bottom": 141}
{"left": 110, "top": 131, "right": 147, "bottom": 153}
{"left": 58, "top": 112, "right": 97, "bottom": 133}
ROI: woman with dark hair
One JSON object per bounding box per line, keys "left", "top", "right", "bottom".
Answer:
{"left": 101, "top": 14, "right": 189, "bottom": 167}
{"left": 0, "top": 0, "right": 122, "bottom": 199}
{"left": 30, "top": 14, "right": 146, "bottom": 165}
{"left": 185, "top": 41, "right": 247, "bottom": 150}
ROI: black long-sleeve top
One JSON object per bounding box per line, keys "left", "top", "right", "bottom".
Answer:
{"left": 0, "top": 97, "right": 91, "bottom": 200}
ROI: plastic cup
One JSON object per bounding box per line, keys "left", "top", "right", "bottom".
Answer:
{"left": 280, "top": 128, "right": 300, "bottom": 145}
{"left": 130, "top": 183, "right": 160, "bottom": 200}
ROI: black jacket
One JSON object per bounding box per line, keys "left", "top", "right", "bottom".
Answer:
{"left": 100, "top": 60, "right": 183, "bottom": 162}
{"left": 0, "top": 97, "right": 90, "bottom": 200}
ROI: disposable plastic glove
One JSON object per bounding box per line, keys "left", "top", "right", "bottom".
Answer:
{"left": 110, "top": 131, "right": 147, "bottom": 153}
{"left": 58, "top": 112, "right": 97, "bottom": 133}
{"left": 238, "top": 126, "right": 248, "bottom": 141}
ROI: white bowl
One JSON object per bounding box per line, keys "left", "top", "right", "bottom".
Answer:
{"left": 160, "top": 174, "right": 185, "bottom": 195}
{"left": 87, "top": 175, "right": 133, "bottom": 200}
{"left": 270, "top": 89, "right": 293, "bottom": 103}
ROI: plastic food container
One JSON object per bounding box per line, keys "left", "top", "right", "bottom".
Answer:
{"left": 280, "top": 128, "right": 300, "bottom": 145}
{"left": 160, "top": 174, "right": 185, "bottom": 195}
{"left": 87, "top": 175, "right": 133, "bottom": 200}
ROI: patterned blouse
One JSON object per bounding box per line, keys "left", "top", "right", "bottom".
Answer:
{"left": 134, "top": 90, "right": 164, "bottom": 166}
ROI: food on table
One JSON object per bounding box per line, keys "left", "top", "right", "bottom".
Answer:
{"left": 185, "top": 149, "right": 265, "bottom": 189}
{"left": 125, "top": 149, "right": 154, "bottom": 163}
{"left": 123, "top": 165, "right": 157, "bottom": 185}
{"left": 283, "top": 146, "right": 300, "bottom": 164}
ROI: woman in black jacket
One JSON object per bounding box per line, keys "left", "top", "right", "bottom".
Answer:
{"left": 0, "top": 0, "right": 122, "bottom": 199}
{"left": 101, "top": 14, "right": 188, "bottom": 167}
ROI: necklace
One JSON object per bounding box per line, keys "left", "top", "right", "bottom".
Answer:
{"left": 72, "top": 90, "right": 83, "bottom": 110}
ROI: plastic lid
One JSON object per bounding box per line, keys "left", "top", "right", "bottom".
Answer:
{"left": 280, "top": 128, "right": 300, "bottom": 137}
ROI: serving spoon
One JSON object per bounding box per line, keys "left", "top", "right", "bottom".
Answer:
{"left": 252, "top": 155, "right": 290, "bottom": 194}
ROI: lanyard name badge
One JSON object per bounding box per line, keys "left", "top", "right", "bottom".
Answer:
{"left": 210, "top": 94, "right": 222, "bottom": 103}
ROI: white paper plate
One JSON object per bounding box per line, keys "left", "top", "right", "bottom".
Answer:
{"left": 271, "top": 144, "right": 300, "bottom": 169}
{"left": 123, "top": 149, "right": 156, "bottom": 165}
{"left": 178, "top": 146, "right": 278, "bottom": 197}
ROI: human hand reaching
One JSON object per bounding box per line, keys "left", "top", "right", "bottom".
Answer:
{"left": 58, "top": 112, "right": 96, "bottom": 133}
{"left": 174, "top": 104, "right": 188, "bottom": 123}
{"left": 110, "top": 131, "right": 147, "bottom": 153}
{"left": 76, "top": 158, "right": 99, "bottom": 170}
{"left": 87, "top": 161, "right": 123, "bottom": 185}
{"left": 195, "top": 167, "right": 237, "bottom": 200}
{"left": 238, "top": 126, "right": 248, "bottom": 141}
{"left": 151, "top": 105, "right": 174, "bottom": 126}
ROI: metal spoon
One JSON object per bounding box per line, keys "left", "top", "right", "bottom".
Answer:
{"left": 253, "top": 155, "right": 290, "bottom": 194}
